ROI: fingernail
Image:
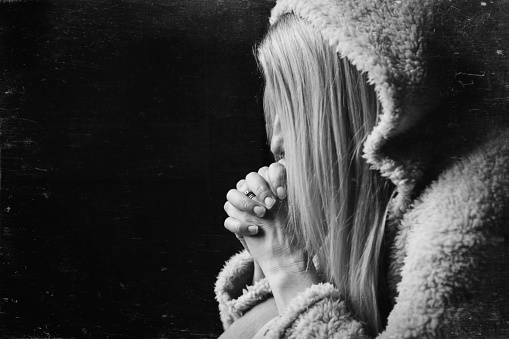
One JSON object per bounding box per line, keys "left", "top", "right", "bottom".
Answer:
{"left": 253, "top": 205, "right": 265, "bottom": 217}
{"left": 276, "top": 187, "right": 287, "bottom": 200}
{"left": 264, "top": 197, "right": 275, "bottom": 209}
{"left": 248, "top": 226, "right": 258, "bottom": 235}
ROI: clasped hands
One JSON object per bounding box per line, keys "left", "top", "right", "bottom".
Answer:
{"left": 223, "top": 160, "right": 319, "bottom": 312}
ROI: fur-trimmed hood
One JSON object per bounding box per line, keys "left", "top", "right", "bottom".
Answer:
{"left": 270, "top": 0, "right": 508, "bottom": 217}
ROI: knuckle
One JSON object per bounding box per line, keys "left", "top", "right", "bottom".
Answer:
{"left": 226, "top": 189, "right": 236, "bottom": 201}
{"left": 269, "top": 164, "right": 286, "bottom": 186}
{"left": 241, "top": 198, "right": 251, "bottom": 211}
{"left": 245, "top": 172, "right": 258, "bottom": 182}
{"left": 258, "top": 166, "right": 269, "bottom": 175}
{"left": 270, "top": 162, "right": 285, "bottom": 176}
{"left": 258, "top": 167, "right": 269, "bottom": 181}
{"left": 254, "top": 185, "right": 268, "bottom": 197}
{"left": 224, "top": 217, "right": 231, "bottom": 229}
{"left": 236, "top": 179, "right": 246, "bottom": 190}
{"left": 224, "top": 217, "right": 240, "bottom": 233}
{"left": 269, "top": 162, "right": 280, "bottom": 171}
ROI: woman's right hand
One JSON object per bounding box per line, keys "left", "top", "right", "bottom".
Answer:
{"left": 224, "top": 160, "right": 287, "bottom": 237}
{"left": 224, "top": 160, "right": 320, "bottom": 313}
{"left": 224, "top": 160, "right": 287, "bottom": 285}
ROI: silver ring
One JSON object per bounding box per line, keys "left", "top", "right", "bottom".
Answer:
{"left": 244, "top": 190, "right": 256, "bottom": 199}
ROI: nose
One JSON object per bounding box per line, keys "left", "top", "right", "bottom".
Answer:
{"left": 270, "top": 116, "right": 284, "bottom": 156}
{"left": 270, "top": 133, "right": 284, "bottom": 156}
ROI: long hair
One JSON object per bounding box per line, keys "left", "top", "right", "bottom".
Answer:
{"left": 257, "top": 14, "right": 393, "bottom": 335}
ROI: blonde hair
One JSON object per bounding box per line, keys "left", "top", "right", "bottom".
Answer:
{"left": 257, "top": 14, "right": 393, "bottom": 335}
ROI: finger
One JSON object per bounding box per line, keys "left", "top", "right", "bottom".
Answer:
{"left": 224, "top": 201, "right": 260, "bottom": 230}
{"left": 236, "top": 179, "right": 246, "bottom": 191}
{"left": 237, "top": 182, "right": 264, "bottom": 208}
{"left": 224, "top": 215, "right": 259, "bottom": 236}
{"left": 226, "top": 189, "right": 266, "bottom": 217}
{"left": 245, "top": 172, "right": 276, "bottom": 209}
{"left": 268, "top": 162, "right": 287, "bottom": 200}
{"left": 237, "top": 179, "right": 262, "bottom": 204}
{"left": 258, "top": 166, "right": 269, "bottom": 179}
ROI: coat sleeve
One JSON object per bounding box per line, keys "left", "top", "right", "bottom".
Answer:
{"left": 215, "top": 252, "right": 367, "bottom": 337}
{"left": 214, "top": 250, "right": 273, "bottom": 330}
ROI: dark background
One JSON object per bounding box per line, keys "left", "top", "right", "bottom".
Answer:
{"left": 1, "top": 1, "right": 509, "bottom": 339}
{"left": 0, "top": 1, "right": 274, "bottom": 337}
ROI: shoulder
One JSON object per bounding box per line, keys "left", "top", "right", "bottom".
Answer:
{"left": 405, "top": 129, "right": 509, "bottom": 247}
{"left": 408, "top": 128, "right": 508, "bottom": 236}
{"left": 382, "top": 129, "right": 509, "bottom": 338}
{"left": 432, "top": 129, "right": 509, "bottom": 201}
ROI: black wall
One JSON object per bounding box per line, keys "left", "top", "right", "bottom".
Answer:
{"left": 0, "top": 1, "right": 274, "bottom": 337}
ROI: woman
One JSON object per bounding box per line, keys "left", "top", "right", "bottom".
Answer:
{"left": 216, "top": 0, "right": 509, "bottom": 337}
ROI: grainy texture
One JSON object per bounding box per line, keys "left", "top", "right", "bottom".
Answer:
{"left": 0, "top": 0, "right": 508, "bottom": 338}
{"left": 0, "top": 0, "right": 274, "bottom": 337}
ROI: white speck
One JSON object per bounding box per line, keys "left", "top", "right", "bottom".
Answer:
{"left": 496, "top": 50, "right": 503, "bottom": 55}
{"left": 480, "top": 2, "right": 487, "bottom": 5}
{"left": 5, "top": 207, "right": 10, "bottom": 212}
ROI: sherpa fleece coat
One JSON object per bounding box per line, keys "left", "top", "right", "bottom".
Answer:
{"left": 215, "top": 0, "right": 509, "bottom": 338}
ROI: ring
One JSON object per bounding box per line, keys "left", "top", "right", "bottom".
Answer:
{"left": 244, "top": 190, "right": 256, "bottom": 199}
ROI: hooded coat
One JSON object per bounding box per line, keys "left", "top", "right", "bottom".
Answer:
{"left": 215, "top": 0, "right": 509, "bottom": 337}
